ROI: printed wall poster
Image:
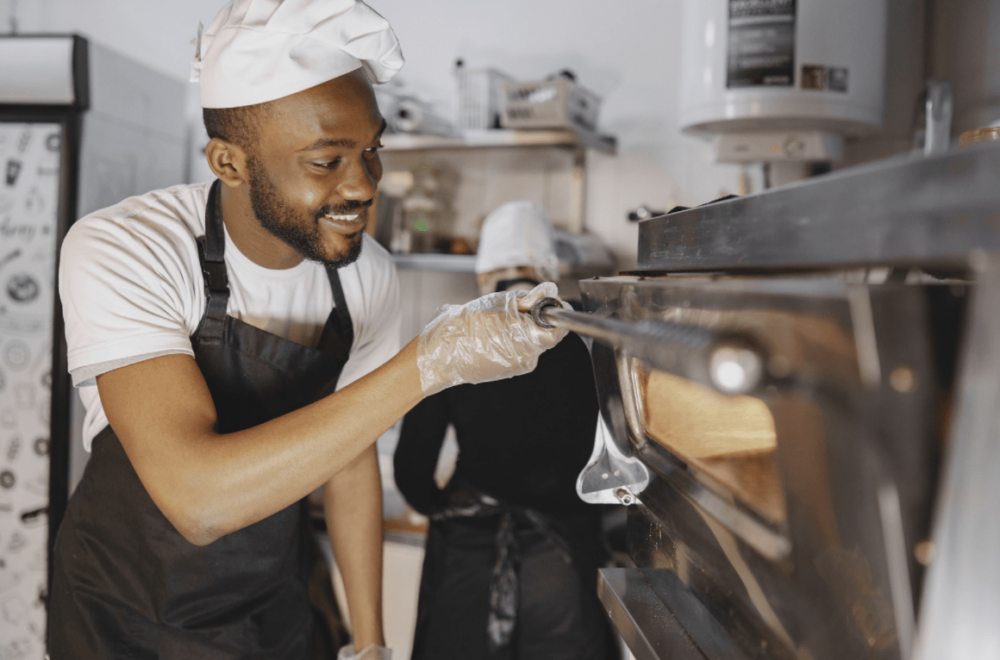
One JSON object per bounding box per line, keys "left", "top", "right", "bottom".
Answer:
{"left": 0, "top": 122, "right": 63, "bottom": 660}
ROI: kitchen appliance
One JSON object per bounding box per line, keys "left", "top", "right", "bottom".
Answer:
{"left": 0, "top": 34, "right": 186, "bottom": 658}
{"left": 678, "top": 0, "right": 889, "bottom": 165}
{"left": 530, "top": 142, "right": 1000, "bottom": 659}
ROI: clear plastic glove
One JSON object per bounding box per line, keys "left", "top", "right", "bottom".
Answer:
{"left": 417, "top": 282, "right": 570, "bottom": 396}
{"left": 337, "top": 643, "right": 392, "bottom": 660}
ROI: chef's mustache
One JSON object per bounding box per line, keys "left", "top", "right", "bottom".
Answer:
{"left": 316, "top": 199, "right": 373, "bottom": 218}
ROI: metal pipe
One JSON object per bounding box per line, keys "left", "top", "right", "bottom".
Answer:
{"left": 530, "top": 297, "right": 766, "bottom": 395}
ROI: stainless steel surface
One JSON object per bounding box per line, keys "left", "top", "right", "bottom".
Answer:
{"left": 587, "top": 128, "right": 999, "bottom": 660}
{"left": 637, "top": 142, "right": 1000, "bottom": 273}
{"left": 924, "top": 80, "right": 954, "bottom": 157}
{"left": 531, "top": 297, "right": 766, "bottom": 395}
{"left": 392, "top": 253, "right": 477, "bottom": 272}
{"left": 597, "top": 568, "right": 706, "bottom": 660}
{"left": 877, "top": 482, "right": 915, "bottom": 659}
{"left": 582, "top": 275, "right": 946, "bottom": 660}
{"left": 381, "top": 127, "right": 617, "bottom": 154}
{"left": 613, "top": 349, "right": 791, "bottom": 563}
{"left": 914, "top": 251, "right": 1000, "bottom": 660}
{"left": 576, "top": 416, "right": 650, "bottom": 506}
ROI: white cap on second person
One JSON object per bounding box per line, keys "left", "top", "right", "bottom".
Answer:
{"left": 475, "top": 201, "right": 560, "bottom": 281}
{"left": 191, "top": 0, "right": 404, "bottom": 109}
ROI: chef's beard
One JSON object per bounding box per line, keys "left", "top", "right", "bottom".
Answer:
{"left": 246, "top": 156, "right": 364, "bottom": 269}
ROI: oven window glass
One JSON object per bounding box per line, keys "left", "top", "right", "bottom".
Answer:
{"left": 636, "top": 364, "right": 786, "bottom": 524}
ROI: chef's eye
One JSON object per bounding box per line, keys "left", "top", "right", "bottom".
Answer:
{"left": 364, "top": 142, "right": 384, "bottom": 155}
{"left": 315, "top": 158, "right": 341, "bottom": 169}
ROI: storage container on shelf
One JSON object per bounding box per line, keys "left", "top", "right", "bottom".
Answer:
{"left": 500, "top": 76, "right": 602, "bottom": 133}
{"left": 453, "top": 62, "right": 513, "bottom": 130}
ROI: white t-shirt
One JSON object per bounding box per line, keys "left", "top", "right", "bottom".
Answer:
{"left": 60, "top": 182, "right": 401, "bottom": 450}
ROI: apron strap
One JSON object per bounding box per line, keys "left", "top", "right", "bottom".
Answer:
{"left": 194, "top": 180, "right": 229, "bottom": 345}
{"left": 315, "top": 265, "right": 354, "bottom": 362}
{"left": 193, "top": 178, "right": 355, "bottom": 358}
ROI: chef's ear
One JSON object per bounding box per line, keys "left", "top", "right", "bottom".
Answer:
{"left": 204, "top": 138, "right": 249, "bottom": 187}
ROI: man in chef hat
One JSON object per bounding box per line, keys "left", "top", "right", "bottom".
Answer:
{"left": 48, "top": 2, "right": 569, "bottom": 659}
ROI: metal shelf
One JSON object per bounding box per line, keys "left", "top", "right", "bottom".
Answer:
{"left": 382, "top": 128, "right": 616, "bottom": 154}
{"left": 392, "top": 253, "right": 477, "bottom": 272}
{"left": 391, "top": 253, "right": 618, "bottom": 278}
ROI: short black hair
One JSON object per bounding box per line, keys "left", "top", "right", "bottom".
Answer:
{"left": 202, "top": 103, "right": 276, "bottom": 155}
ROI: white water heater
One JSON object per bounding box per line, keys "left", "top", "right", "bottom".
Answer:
{"left": 679, "top": 0, "right": 889, "bottom": 163}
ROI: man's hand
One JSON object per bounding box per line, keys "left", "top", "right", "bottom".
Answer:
{"left": 416, "top": 282, "right": 568, "bottom": 395}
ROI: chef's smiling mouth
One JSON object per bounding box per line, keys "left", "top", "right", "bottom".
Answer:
{"left": 320, "top": 208, "right": 368, "bottom": 234}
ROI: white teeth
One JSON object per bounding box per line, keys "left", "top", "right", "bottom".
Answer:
{"left": 325, "top": 213, "right": 359, "bottom": 221}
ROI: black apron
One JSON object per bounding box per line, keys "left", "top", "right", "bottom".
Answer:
{"left": 49, "top": 181, "right": 355, "bottom": 659}
{"left": 411, "top": 480, "right": 612, "bottom": 660}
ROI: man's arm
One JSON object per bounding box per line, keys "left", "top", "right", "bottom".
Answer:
{"left": 97, "top": 284, "right": 564, "bottom": 547}
{"left": 97, "top": 340, "right": 422, "bottom": 546}
{"left": 324, "top": 445, "right": 384, "bottom": 650}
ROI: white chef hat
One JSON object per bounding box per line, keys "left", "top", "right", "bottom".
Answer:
{"left": 191, "top": 0, "right": 404, "bottom": 109}
{"left": 475, "top": 201, "right": 560, "bottom": 281}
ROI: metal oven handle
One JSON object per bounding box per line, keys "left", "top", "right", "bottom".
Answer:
{"left": 531, "top": 297, "right": 766, "bottom": 396}
{"left": 530, "top": 298, "right": 790, "bottom": 560}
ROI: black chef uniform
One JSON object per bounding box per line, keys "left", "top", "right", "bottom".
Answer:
{"left": 394, "top": 329, "right": 615, "bottom": 660}
{"left": 49, "top": 181, "right": 354, "bottom": 658}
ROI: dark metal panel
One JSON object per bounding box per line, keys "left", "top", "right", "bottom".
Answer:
{"left": 597, "top": 568, "right": 706, "bottom": 660}
{"left": 637, "top": 144, "right": 1000, "bottom": 273}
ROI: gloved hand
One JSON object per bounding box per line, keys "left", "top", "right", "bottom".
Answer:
{"left": 416, "top": 282, "right": 570, "bottom": 396}
{"left": 337, "top": 643, "right": 392, "bottom": 660}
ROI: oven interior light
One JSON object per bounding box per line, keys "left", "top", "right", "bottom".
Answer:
{"left": 715, "top": 361, "right": 747, "bottom": 390}
{"left": 710, "top": 345, "right": 763, "bottom": 394}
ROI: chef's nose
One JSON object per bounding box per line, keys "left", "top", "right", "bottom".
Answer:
{"left": 336, "top": 158, "right": 378, "bottom": 203}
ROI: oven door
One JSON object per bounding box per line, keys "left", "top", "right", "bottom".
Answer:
{"left": 578, "top": 275, "right": 953, "bottom": 660}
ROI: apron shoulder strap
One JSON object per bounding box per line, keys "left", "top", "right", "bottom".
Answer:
{"left": 193, "top": 180, "right": 230, "bottom": 345}
{"left": 315, "top": 265, "right": 354, "bottom": 362}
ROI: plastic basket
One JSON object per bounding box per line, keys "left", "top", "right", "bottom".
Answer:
{"left": 455, "top": 67, "right": 513, "bottom": 130}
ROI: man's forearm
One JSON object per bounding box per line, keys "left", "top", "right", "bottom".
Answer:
{"left": 100, "top": 339, "right": 423, "bottom": 545}
{"left": 325, "top": 445, "right": 384, "bottom": 649}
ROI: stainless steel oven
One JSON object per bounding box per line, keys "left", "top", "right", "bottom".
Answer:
{"left": 532, "top": 144, "right": 1000, "bottom": 660}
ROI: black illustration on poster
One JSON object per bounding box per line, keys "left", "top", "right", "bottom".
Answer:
{"left": 7, "top": 436, "right": 21, "bottom": 461}
{"left": 45, "top": 133, "right": 61, "bottom": 153}
{"left": 6, "top": 273, "right": 40, "bottom": 303}
{"left": 7, "top": 531, "right": 26, "bottom": 553}
{"left": 17, "top": 131, "right": 31, "bottom": 154}
{"left": 5, "top": 159, "right": 22, "bottom": 187}
{"left": 20, "top": 505, "right": 46, "bottom": 528}
{"left": 3, "top": 341, "right": 31, "bottom": 371}
{"left": 0, "top": 250, "right": 20, "bottom": 271}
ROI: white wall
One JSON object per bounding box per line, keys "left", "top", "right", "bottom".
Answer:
{"left": 1, "top": 0, "right": 746, "bottom": 267}
{"left": 371, "top": 0, "right": 746, "bottom": 267}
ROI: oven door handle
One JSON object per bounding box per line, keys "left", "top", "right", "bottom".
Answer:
{"left": 531, "top": 297, "right": 766, "bottom": 395}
